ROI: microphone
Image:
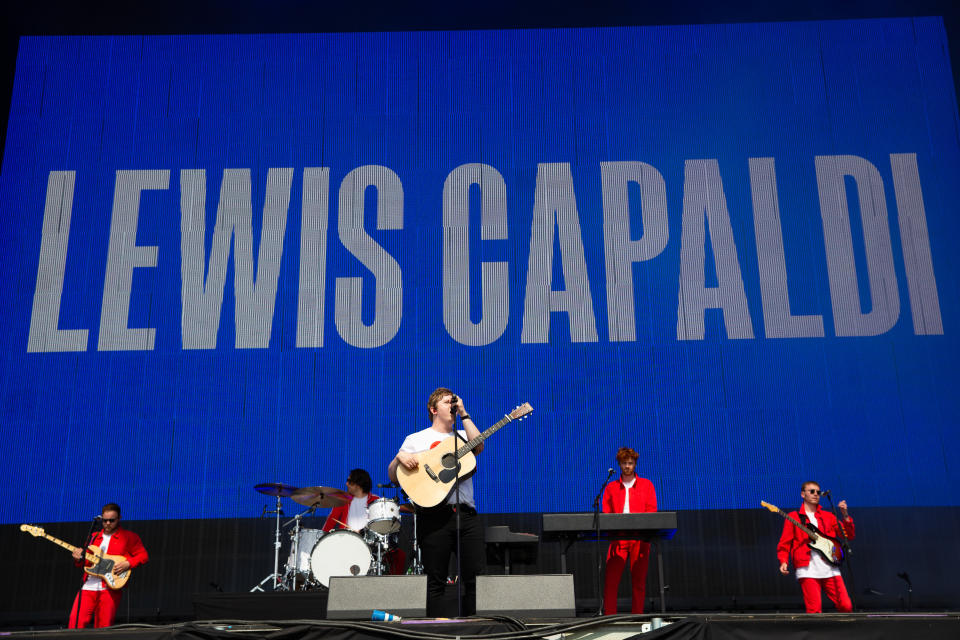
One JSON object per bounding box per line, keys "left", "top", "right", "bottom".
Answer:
{"left": 607, "top": 468, "right": 615, "bottom": 478}
{"left": 93, "top": 515, "right": 102, "bottom": 520}
{"left": 820, "top": 489, "right": 831, "bottom": 497}
{"left": 450, "top": 394, "right": 459, "bottom": 417}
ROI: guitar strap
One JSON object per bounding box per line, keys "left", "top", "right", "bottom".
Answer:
{"left": 796, "top": 511, "right": 817, "bottom": 541}
{"left": 790, "top": 511, "right": 807, "bottom": 551}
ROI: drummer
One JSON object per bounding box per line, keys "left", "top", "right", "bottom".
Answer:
{"left": 322, "top": 469, "right": 376, "bottom": 532}
{"left": 322, "top": 468, "right": 407, "bottom": 575}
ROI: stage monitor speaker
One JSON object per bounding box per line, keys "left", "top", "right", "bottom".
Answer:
{"left": 476, "top": 574, "right": 576, "bottom": 618}
{"left": 326, "top": 575, "right": 427, "bottom": 619}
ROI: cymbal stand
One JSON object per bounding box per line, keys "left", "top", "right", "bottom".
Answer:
{"left": 250, "top": 494, "right": 286, "bottom": 592}
{"left": 371, "top": 532, "right": 387, "bottom": 575}
{"left": 399, "top": 488, "right": 424, "bottom": 575}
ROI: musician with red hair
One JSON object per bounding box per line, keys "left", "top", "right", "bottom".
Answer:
{"left": 602, "top": 447, "right": 657, "bottom": 614}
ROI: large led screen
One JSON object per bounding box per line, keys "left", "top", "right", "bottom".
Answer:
{"left": 1, "top": 18, "right": 958, "bottom": 523}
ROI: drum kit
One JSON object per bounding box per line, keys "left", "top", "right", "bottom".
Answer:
{"left": 250, "top": 481, "right": 421, "bottom": 592}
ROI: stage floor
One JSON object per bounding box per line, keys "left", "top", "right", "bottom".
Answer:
{"left": 3, "top": 613, "right": 960, "bottom": 640}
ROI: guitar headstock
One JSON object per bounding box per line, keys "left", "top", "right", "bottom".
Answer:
{"left": 21, "top": 524, "right": 45, "bottom": 537}
{"left": 508, "top": 402, "right": 533, "bottom": 421}
{"left": 760, "top": 501, "right": 779, "bottom": 513}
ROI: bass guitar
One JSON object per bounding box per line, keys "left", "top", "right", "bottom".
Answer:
{"left": 20, "top": 524, "right": 131, "bottom": 589}
{"left": 398, "top": 403, "right": 533, "bottom": 507}
{"left": 761, "top": 501, "right": 844, "bottom": 566}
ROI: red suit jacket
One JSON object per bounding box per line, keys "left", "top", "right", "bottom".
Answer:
{"left": 602, "top": 476, "right": 657, "bottom": 514}
{"left": 75, "top": 527, "right": 149, "bottom": 587}
{"left": 776, "top": 504, "right": 855, "bottom": 569}
{"left": 322, "top": 494, "right": 378, "bottom": 531}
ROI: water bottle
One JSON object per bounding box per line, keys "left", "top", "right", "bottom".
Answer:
{"left": 372, "top": 610, "right": 402, "bottom": 622}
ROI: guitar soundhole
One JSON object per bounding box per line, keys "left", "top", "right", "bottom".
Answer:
{"left": 440, "top": 453, "right": 457, "bottom": 470}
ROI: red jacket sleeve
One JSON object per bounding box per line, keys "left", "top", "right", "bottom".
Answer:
{"left": 323, "top": 504, "right": 348, "bottom": 532}
{"left": 119, "top": 530, "right": 149, "bottom": 568}
{"left": 824, "top": 512, "right": 855, "bottom": 541}
{"left": 776, "top": 518, "right": 796, "bottom": 566}
{"left": 601, "top": 481, "right": 615, "bottom": 514}
{"left": 638, "top": 478, "right": 657, "bottom": 512}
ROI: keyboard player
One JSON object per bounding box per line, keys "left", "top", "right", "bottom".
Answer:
{"left": 602, "top": 446, "right": 657, "bottom": 614}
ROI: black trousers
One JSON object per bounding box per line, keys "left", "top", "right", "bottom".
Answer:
{"left": 417, "top": 504, "right": 485, "bottom": 617}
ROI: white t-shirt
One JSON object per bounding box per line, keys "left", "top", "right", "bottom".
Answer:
{"left": 795, "top": 510, "right": 841, "bottom": 579}
{"left": 347, "top": 496, "right": 370, "bottom": 531}
{"left": 621, "top": 477, "right": 636, "bottom": 513}
{"left": 400, "top": 426, "right": 476, "bottom": 509}
{"left": 82, "top": 533, "right": 112, "bottom": 591}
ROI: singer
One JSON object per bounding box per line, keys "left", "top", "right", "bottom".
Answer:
{"left": 602, "top": 447, "right": 657, "bottom": 614}
{"left": 777, "top": 481, "right": 855, "bottom": 613}
{"left": 68, "top": 503, "right": 148, "bottom": 628}
{"left": 388, "top": 387, "right": 484, "bottom": 616}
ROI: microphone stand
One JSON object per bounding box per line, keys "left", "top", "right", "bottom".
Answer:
{"left": 73, "top": 517, "right": 101, "bottom": 629}
{"left": 451, "top": 405, "right": 466, "bottom": 618}
{"left": 823, "top": 492, "right": 857, "bottom": 611}
{"left": 897, "top": 572, "right": 913, "bottom": 611}
{"left": 592, "top": 469, "right": 614, "bottom": 616}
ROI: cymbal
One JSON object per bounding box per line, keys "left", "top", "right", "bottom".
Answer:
{"left": 291, "top": 486, "right": 350, "bottom": 508}
{"left": 254, "top": 482, "right": 299, "bottom": 497}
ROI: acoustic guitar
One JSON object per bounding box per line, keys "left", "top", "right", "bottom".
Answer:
{"left": 761, "top": 501, "right": 844, "bottom": 566}
{"left": 20, "top": 524, "right": 131, "bottom": 589}
{"left": 398, "top": 403, "right": 533, "bottom": 507}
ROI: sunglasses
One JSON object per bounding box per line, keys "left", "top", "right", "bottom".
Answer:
{"left": 805, "top": 489, "right": 821, "bottom": 495}
{"left": 101, "top": 518, "right": 118, "bottom": 523}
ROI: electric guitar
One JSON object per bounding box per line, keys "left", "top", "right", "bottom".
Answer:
{"left": 761, "top": 501, "right": 844, "bottom": 566}
{"left": 398, "top": 403, "right": 533, "bottom": 507}
{"left": 20, "top": 524, "right": 131, "bottom": 589}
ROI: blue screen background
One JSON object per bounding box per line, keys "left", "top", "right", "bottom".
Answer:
{"left": 1, "top": 19, "right": 958, "bottom": 524}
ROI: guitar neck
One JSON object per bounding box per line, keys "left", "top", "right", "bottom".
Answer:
{"left": 776, "top": 508, "right": 818, "bottom": 539}
{"left": 41, "top": 532, "right": 82, "bottom": 555}
{"left": 455, "top": 414, "right": 512, "bottom": 458}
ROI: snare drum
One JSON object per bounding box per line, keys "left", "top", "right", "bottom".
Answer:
{"left": 286, "top": 528, "right": 324, "bottom": 578}
{"left": 309, "top": 530, "right": 373, "bottom": 587}
{"left": 367, "top": 498, "right": 401, "bottom": 534}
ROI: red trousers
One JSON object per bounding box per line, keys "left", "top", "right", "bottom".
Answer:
{"left": 68, "top": 588, "right": 122, "bottom": 628}
{"left": 603, "top": 540, "right": 650, "bottom": 614}
{"left": 798, "top": 576, "right": 853, "bottom": 613}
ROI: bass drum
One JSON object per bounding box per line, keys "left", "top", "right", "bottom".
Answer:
{"left": 309, "top": 530, "right": 373, "bottom": 588}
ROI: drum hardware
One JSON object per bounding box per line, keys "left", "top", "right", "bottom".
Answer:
{"left": 363, "top": 528, "right": 398, "bottom": 576}
{"left": 283, "top": 506, "right": 320, "bottom": 590}
{"left": 264, "top": 480, "right": 422, "bottom": 588}
{"left": 250, "top": 482, "right": 299, "bottom": 592}
{"left": 373, "top": 481, "right": 422, "bottom": 575}
{"left": 396, "top": 494, "right": 424, "bottom": 575}
{"left": 408, "top": 506, "right": 424, "bottom": 575}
